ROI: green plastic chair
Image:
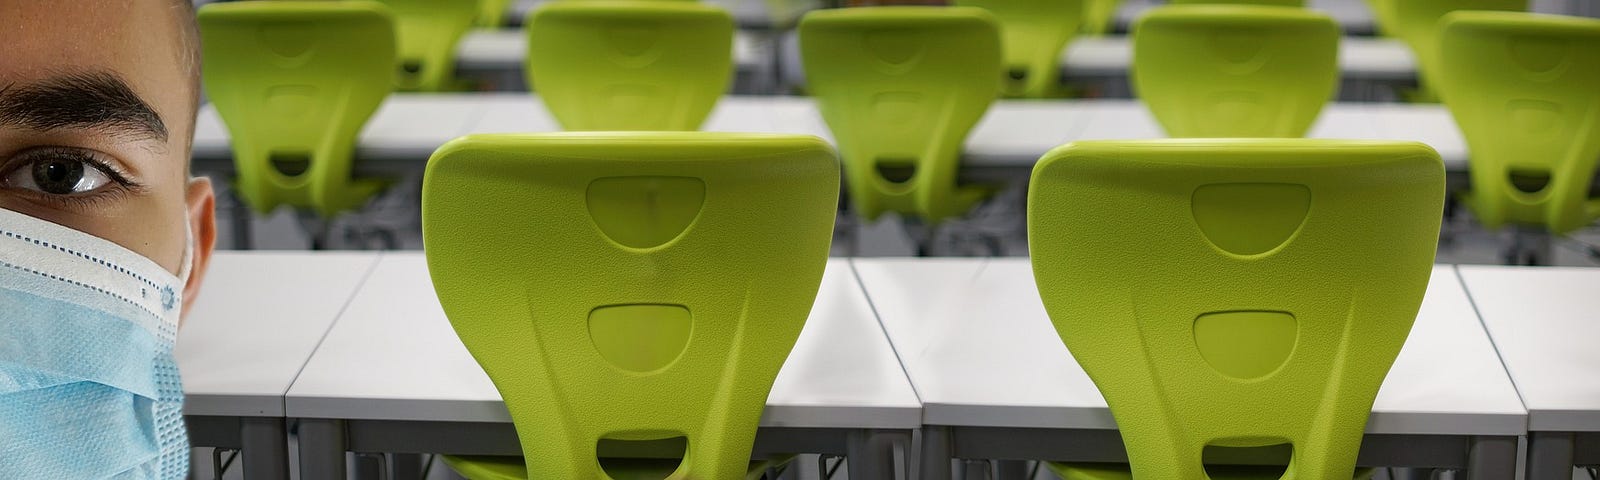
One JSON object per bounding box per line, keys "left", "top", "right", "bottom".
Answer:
{"left": 525, "top": 2, "right": 733, "bottom": 131}
{"left": 375, "top": 0, "right": 480, "bottom": 91}
{"left": 1373, "top": 0, "right": 1527, "bottom": 101}
{"left": 197, "top": 2, "right": 395, "bottom": 217}
{"left": 477, "top": 0, "right": 513, "bottom": 27}
{"left": 421, "top": 132, "right": 840, "bottom": 480}
{"left": 1028, "top": 139, "right": 1444, "bottom": 480}
{"left": 1082, "top": 0, "right": 1124, "bottom": 35}
{"left": 953, "top": 0, "right": 1085, "bottom": 98}
{"left": 1132, "top": 5, "right": 1338, "bottom": 138}
{"left": 1363, "top": 0, "right": 1396, "bottom": 36}
{"left": 799, "top": 7, "right": 1002, "bottom": 223}
{"left": 1435, "top": 12, "right": 1600, "bottom": 235}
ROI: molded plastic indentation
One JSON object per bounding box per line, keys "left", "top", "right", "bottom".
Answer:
{"left": 1191, "top": 183, "right": 1310, "bottom": 256}
{"left": 606, "top": 24, "right": 663, "bottom": 68}
{"left": 265, "top": 85, "right": 318, "bottom": 119}
{"left": 1509, "top": 169, "right": 1553, "bottom": 194}
{"left": 1208, "top": 29, "right": 1269, "bottom": 75}
{"left": 598, "top": 435, "right": 687, "bottom": 480}
{"left": 1202, "top": 441, "right": 1293, "bottom": 479}
{"left": 874, "top": 157, "right": 918, "bottom": 185}
{"left": 270, "top": 151, "right": 311, "bottom": 177}
{"left": 1507, "top": 99, "right": 1564, "bottom": 141}
{"left": 257, "top": 23, "right": 317, "bottom": 66}
{"left": 870, "top": 92, "right": 924, "bottom": 125}
{"left": 589, "top": 305, "right": 692, "bottom": 373}
{"left": 586, "top": 176, "right": 705, "bottom": 249}
{"left": 400, "top": 59, "right": 423, "bottom": 75}
{"left": 1508, "top": 35, "right": 1571, "bottom": 80}
{"left": 1204, "top": 91, "right": 1265, "bottom": 130}
{"left": 1194, "top": 311, "right": 1297, "bottom": 380}
{"left": 601, "top": 84, "right": 665, "bottom": 122}
{"left": 864, "top": 30, "right": 926, "bottom": 74}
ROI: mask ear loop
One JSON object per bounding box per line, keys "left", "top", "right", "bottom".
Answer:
{"left": 176, "top": 212, "right": 195, "bottom": 291}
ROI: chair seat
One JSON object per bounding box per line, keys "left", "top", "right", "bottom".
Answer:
{"left": 442, "top": 455, "right": 788, "bottom": 480}
{"left": 1047, "top": 462, "right": 1376, "bottom": 480}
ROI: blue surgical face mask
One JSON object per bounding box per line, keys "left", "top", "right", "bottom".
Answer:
{"left": 0, "top": 207, "right": 191, "bottom": 479}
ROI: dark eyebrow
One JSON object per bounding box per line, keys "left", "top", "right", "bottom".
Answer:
{"left": 0, "top": 71, "right": 168, "bottom": 143}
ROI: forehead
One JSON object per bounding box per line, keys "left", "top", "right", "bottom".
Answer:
{"left": 0, "top": 1, "right": 189, "bottom": 124}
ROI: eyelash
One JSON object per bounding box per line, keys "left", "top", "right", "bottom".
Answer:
{"left": 0, "top": 147, "right": 146, "bottom": 209}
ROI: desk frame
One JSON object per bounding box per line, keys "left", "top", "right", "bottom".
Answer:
{"left": 294, "top": 418, "right": 910, "bottom": 479}
{"left": 1528, "top": 431, "right": 1600, "bottom": 480}
{"left": 919, "top": 426, "right": 1518, "bottom": 480}
{"left": 187, "top": 415, "right": 292, "bottom": 480}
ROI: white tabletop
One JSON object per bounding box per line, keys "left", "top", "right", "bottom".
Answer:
{"left": 853, "top": 258, "right": 1525, "bottom": 436}
{"left": 1458, "top": 265, "right": 1600, "bottom": 432}
{"left": 191, "top": 94, "right": 1472, "bottom": 174}
{"left": 508, "top": 0, "right": 816, "bottom": 28}
{"left": 176, "top": 252, "right": 380, "bottom": 417}
{"left": 456, "top": 29, "right": 766, "bottom": 74}
{"left": 1115, "top": 0, "right": 1377, "bottom": 33}
{"left": 1057, "top": 36, "right": 1412, "bottom": 79}
{"left": 284, "top": 254, "right": 921, "bottom": 429}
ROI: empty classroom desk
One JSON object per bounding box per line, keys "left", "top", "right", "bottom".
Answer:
{"left": 285, "top": 254, "right": 920, "bottom": 479}
{"left": 852, "top": 258, "right": 1525, "bottom": 479}
{"left": 505, "top": 0, "right": 815, "bottom": 29}
{"left": 188, "top": 94, "right": 1473, "bottom": 179}
{"left": 1458, "top": 266, "right": 1600, "bottom": 479}
{"left": 455, "top": 29, "right": 778, "bottom": 93}
{"left": 177, "top": 252, "right": 381, "bottom": 480}
{"left": 1115, "top": 0, "right": 1380, "bottom": 34}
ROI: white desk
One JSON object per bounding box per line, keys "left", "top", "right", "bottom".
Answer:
{"left": 1115, "top": 0, "right": 1378, "bottom": 34}
{"left": 190, "top": 94, "right": 1473, "bottom": 178}
{"left": 506, "top": 0, "right": 817, "bottom": 29}
{"left": 1458, "top": 266, "right": 1600, "bottom": 479}
{"left": 285, "top": 254, "right": 919, "bottom": 478}
{"left": 177, "top": 252, "right": 381, "bottom": 480}
{"left": 455, "top": 29, "right": 770, "bottom": 86}
{"left": 852, "top": 258, "right": 1524, "bottom": 478}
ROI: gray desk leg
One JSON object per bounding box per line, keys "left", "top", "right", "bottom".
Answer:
{"left": 239, "top": 417, "right": 289, "bottom": 480}
{"left": 299, "top": 419, "right": 348, "bottom": 480}
{"left": 921, "top": 426, "right": 954, "bottom": 480}
{"left": 1466, "top": 435, "right": 1518, "bottom": 480}
{"left": 995, "top": 459, "right": 1029, "bottom": 480}
{"left": 389, "top": 453, "right": 424, "bottom": 480}
{"left": 847, "top": 429, "right": 902, "bottom": 480}
{"left": 1527, "top": 432, "right": 1575, "bottom": 480}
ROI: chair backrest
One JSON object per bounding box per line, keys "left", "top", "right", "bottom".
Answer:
{"left": 526, "top": 2, "right": 733, "bottom": 131}
{"left": 375, "top": 0, "right": 480, "bottom": 91}
{"left": 421, "top": 132, "right": 838, "bottom": 479}
{"left": 1133, "top": 5, "right": 1337, "bottom": 138}
{"left": 1082, "top": 0, "right": 1124, "bottom": 35}
{"left": 477, "top": 0, "right": 513, "bottom": 27}
{"left": 1029, "top": 139, "right": 1443, "bottom": 480}
{"left": 1436, "top": 12, "right": 1600, "bottom": 234}
{"left": 198, "top": 2, "right": 395, "bottom": 217}
{"left": 799, "top": 7, "right": 1001, "bottom": 222}
{"left": 1364, "top": 0, "right": 1396, "bottom": 36}
{"left": 953, "top": 0, "right": 1086, "bottom": 98}
{"left": 1378, "top": 0, "right": 1526, "bottom": 90}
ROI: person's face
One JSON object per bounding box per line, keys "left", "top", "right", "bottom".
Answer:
{"left": 0, "top": 0, "right": 215, "bottom": 316}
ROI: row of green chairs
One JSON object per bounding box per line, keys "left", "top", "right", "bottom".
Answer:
{"left": 197, "top": 0, "right": 734, "bottom": 217}
{"left": 200, "top": 3, "right": 1600, "bottom": 257}
{"left": 416, "top": 133, "right": 1442, "bottom": 479}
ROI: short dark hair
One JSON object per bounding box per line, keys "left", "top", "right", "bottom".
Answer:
{"left": 171, "top": 0, "right": 202, "bottom": 162}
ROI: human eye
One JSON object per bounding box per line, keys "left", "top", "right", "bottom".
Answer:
{"left": 0, "top": 147, "right": 140, "bottom": 202}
